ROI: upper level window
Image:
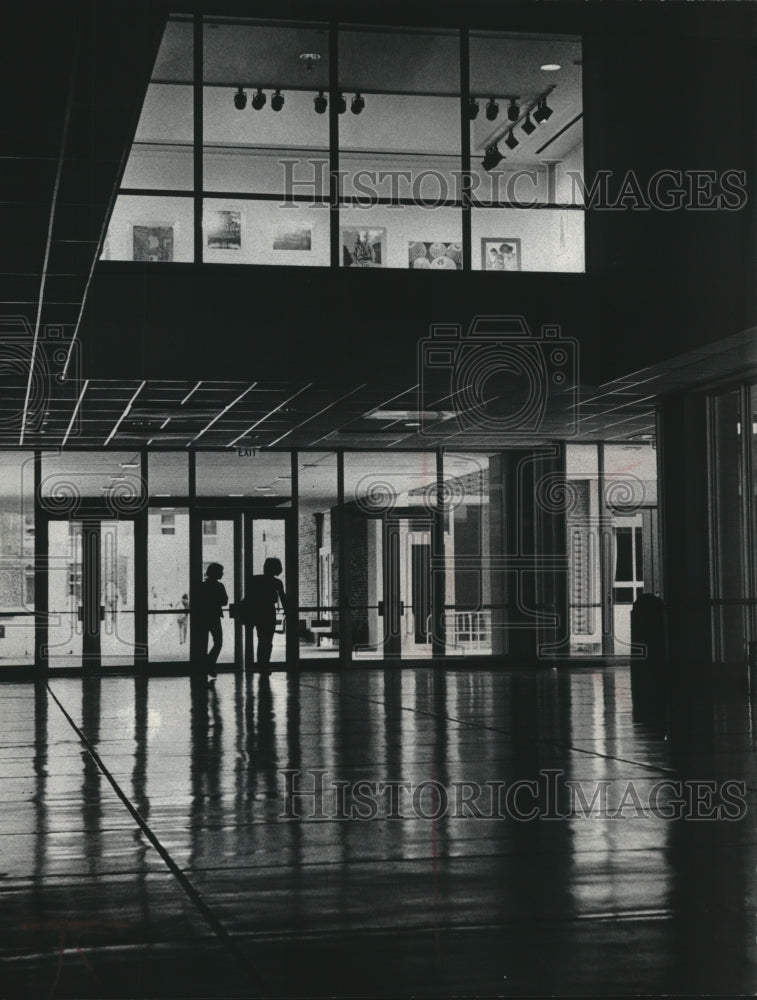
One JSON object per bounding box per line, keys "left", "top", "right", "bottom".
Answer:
{"left": 102, "top": 17, "right": 584, "bottom": 273}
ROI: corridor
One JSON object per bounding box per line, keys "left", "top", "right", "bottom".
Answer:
{"left": 1, "top": 665, "right": 756, "bottom": 998}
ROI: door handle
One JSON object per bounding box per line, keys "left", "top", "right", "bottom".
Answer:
{"left": 400, "top": 601, "right": 405, "bottom": 616}
{"left": 378, "top": 600, "right": 384, "bottom": 617}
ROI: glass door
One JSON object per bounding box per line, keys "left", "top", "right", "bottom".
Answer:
{"left": 244, "top": 515, "right": 289, "bottom": 668}
{"left": 351, "top": 511, "right": 435, "bottom": 661}
{"left": 47, "top": 518, "right": 136, "bottom": 668}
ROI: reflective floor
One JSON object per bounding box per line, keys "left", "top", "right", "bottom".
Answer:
{"left": 1, "top": 665, "right": 756, "bottom": 998}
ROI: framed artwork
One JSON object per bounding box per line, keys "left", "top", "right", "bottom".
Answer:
{"left": 207, "top": 210, "right": 242, "bottom": 250}
{"left": 408, "top": 241, "right": 462, "bottom": 270}
{"left": 273, "top": 225, "right": 313, "bottom": 251}
{"left": 132, "top": 225, "right": 174, "bottom": 262}
{"left": 341, "top": 228, "right": 385, "bottom": 267}
{"left": 481, "top": 238, "right": 521, "bottom": 271}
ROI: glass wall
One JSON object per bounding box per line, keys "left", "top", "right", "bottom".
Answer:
{"left": 710, "top": 390, "right": 747, "bottom": 662}
{"left": 344, "top": 453, "right": 437, "bottom": 659}
{"left": 442, "top": 453, "right": 502, "bottom": 657}
{"left": 298, "top": 452, "right": 339, "bottom": 659}
{"left": 0, "top": 443, "right": 668, "bottom": 670}
{"left": 0, "top": 453, "right": 35, "bottom": 664}
{"left": 104, "top": 17, "right": 194, "bottom": 260}
{"left": 148, "top": 507, "right": 190, "bottom": 660}
{"left": 102, "top": 17, "right": 584, "bottom": 272}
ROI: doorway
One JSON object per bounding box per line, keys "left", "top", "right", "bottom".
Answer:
{"left": 47, "top": 518, "right": 136, "bottom": 668}
{"left": 351, "top": 512, "right": 435, "bottom": 660}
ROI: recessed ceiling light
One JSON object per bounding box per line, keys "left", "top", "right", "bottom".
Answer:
{"left": 540, "top": 63, "right": 561, "bottom": 72}
{"left": 228, "top": 493, "right": 244, "bottom": 497}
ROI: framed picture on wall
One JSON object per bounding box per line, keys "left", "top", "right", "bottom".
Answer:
{"left": 341, "top": 228, "right": 385, "bottom": 267}
{"left": 207, "top": 209, "right": 242, "bottom": 250}
{"left": 408, "top": 241, "right": 462, "bottom": 270}
{"left": 132, "top": 224, "right": 174, "bottom": 262}
{"left": 273, "top": 225, "right": 312, "bottom": 251}
{"left": 481, "top": 238, "right": 521, "bottom": 271}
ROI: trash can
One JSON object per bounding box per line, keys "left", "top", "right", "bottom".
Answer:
{"left": 630, "top": 593, "right": 666, "bottom": 664}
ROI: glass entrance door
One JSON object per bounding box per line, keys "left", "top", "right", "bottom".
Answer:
{"left": 351, "top": 512, "right": 435, "bottom": 661}
{"left": 47, "top": 519, "right": 136, "bottom": 668}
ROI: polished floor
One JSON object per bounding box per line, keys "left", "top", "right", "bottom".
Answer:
{"left": 1, "top": 664, "right": 756, "bottom": 998}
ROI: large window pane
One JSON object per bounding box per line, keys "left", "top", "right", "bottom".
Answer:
{"left": 345, "top": 453, "right": 437, "bottom": 660}
{"left": 711, "top": 390, "right": 746, "bottom": 662}
{"left": 565, "top": 444, "right": 601, "bottom": 655}
{"left": 0, "top": 453, "right": 35, "bottom": 665}
{"left": 100, "top": 520, "right": 136, "bottom": 666}
{"left": 339, "top": 27, "right": 461, "bottom": 201}
{"left": 298, "top": 453, "right": 339, "bottom": 659}
{"left": 201, "top": 519, "right": 236, "bottom": 664}
{"left": 471, "top": 207, "right": 584, "bottom": 273}
{"left": 41, "top": 452, "right": 143, "bottom": 501}
{"left": 121, "top": 17, "right": 194, "bottom": 190}
{"left": 148, "top": 452, "right": 188, "bottom": 497}
{"left": 340, "top": 205, "right": 462, "bottom": 270}
{"left": 196, "top": 451, "right": 292, "bottom": 500}
{"left": 203, "top": 199, "right": 330, "bottom": 266}
{"left": 470, "top": 32, "right": 584, "bottom": 272}
{"left": 148, "top": 507, "right": 190, "bottom": 661}
{"left": 443, "top": 453, "right": 502, "bottom": 657}
{"left": 203, "top": 19, "right": 330, "bottom": 198}
{"left": 102, "top": 195, "right": 194, "bottom": 262}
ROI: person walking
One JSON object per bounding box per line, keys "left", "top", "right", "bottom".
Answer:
{"left": 197, "top": 563, "right": 228, "bottom": 681}
{"left": 238, "top": 557, "right": 286, "bottom": 675}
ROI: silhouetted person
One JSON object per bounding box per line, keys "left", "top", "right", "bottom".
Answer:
{"left": 238, "top": 557, "right": 286, "bottom": 675}
{"left": 177, "top": 593, "right": 189, "bottom": 645}
{"left": 197, "top": 563, "right": 228, "bottom": 681}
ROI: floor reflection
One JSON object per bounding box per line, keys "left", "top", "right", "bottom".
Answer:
{"left": 0, "top": 665, "right": 754, "bottom": 997}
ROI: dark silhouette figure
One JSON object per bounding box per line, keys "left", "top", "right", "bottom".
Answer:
{"left": 196, "top": 563, "right": 228, "bottom": 681}
{"left": 238, "top": 557, "right": 286, "bottom": 674}
{"left": 630, "top": 592, "right": 668, "bottom": 732}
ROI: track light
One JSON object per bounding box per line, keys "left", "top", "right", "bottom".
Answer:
{"left": 507, "top": 98, "right": 520, "bottom": 122}
{"left": 233, "top": 87, "right": 247, "bottom": 111}
{"left": 521, "top": 112, "right": 536, "bottom": 135}
{"left": 271, "top": 89, "right": 285, "bottom": 112}
{"left": 351, "top": 92, "right": 365, "bottom": 115}
{"left": 485, "top": 97, "right": 499, "bottom": 121}
{"left": 314, "top": 90, "right": 327, "bottom": 114}
{"left": 336, "top": 92, "right": 347, "bottom": 114}
{"left": 468, "top": 98, "right": 479, "bottom": 120}
{"left": 533, "top": 97, "right": 553, "bottom": 124}
{"left": 482, "top": 145, "right": 504, "bottom": 172}
{"left": 504, "top": 130, "right": 519, "bottom": 150}
{"left": 251, "top": 88, "right": 266, "bottom": 110}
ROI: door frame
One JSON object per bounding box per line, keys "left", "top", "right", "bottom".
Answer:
{"left": 42, "top": 510, "right": 142, "bottom": 671}
{"left": 190, "top": 505, "right": 294, "bottom": 670}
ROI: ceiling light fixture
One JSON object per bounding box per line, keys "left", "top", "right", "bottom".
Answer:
{"left": 521, "top": 112, "right": 536, "bottom": 135}
{"left": 504, "top": 130, "right": 519, "bottom": 150}
{"left": 299, "top": 52, "right": 321, "bottom": 71}
{"left": 540, "top": 63, "right": 561, "bottom": 72}
{"left": 271, "top": 89, "right": 285, "bottom": 112}
{"left": 314, "top": 90, "right": 327, "bottom": 114}
{"left": 482, "top": 145, "right": 504, "bottom": 171}
{"left": 251, "top": 88, "right": 266, "bottom": 110}
{"left": 336, "top": 92, "right": 347, "bottom": 114}
{"left": 533, "top": 97, "right": 553, "bottom": 124}
{"left": 468, "top": 98, "right": 479, "bottom": 120}
{"left": 233, "top": 86, "right": 247, "bottom": 110}
{"left": 485, "top": 97, "right": 499, "bottom": 121}
{"left": 507, "top": 97, "right": 520, "bottom": 121}
{"left": 351, "top": 92, "right": 365, "bottom": 115}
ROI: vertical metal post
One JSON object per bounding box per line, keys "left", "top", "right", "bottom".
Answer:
{"left": 287, "top": 452, "right": 299, "bottom": 668}
{"left": 34, "top": 451, "right": 48, "bottom": 674}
